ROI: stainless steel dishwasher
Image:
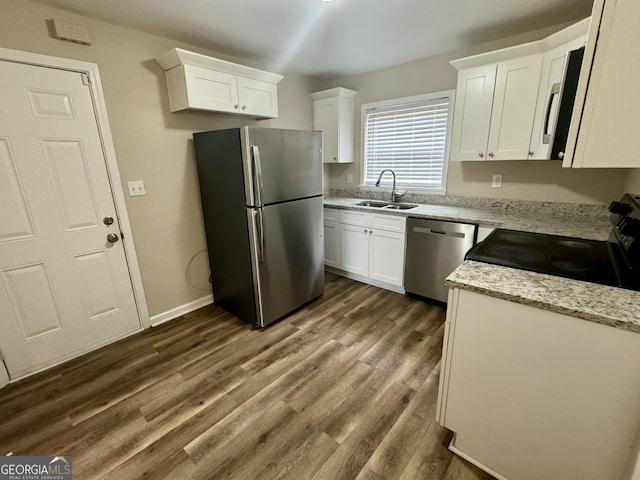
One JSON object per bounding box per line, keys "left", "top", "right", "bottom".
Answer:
{"left": 404, "top": 217, "right": 477, "bottom": 303}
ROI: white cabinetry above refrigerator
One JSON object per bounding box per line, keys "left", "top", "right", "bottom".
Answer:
{"left": 155, "top": 48, "right": 283, "bottom": 118}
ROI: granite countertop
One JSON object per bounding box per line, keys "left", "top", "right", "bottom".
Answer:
{"left": 324, "top": 193, "right": 639, "bottom": 334}
{"left": 446, "top": 261, "right": 640, "bottom": 335}
{"left": 323, "top": 196, "right": 611, "bottom": 240}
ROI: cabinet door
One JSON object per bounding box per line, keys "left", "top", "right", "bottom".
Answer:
{"left": 449, "top": 64, "right": 497, "bottom": 161}
{"left": 487, "top": 54, "right": 543, "bottom": 160}
{"left": 440, "top": 289, "right": 640, "bottom": 480}
{"left": 368, "top": 229, "right": 405, "bottom": 287}
{"left": 313, "top": 98, "right": 339, "bottom": 163}
{"left": 339, "top": 223, "right": 369, "bottom": 275}
{"left": 529, "top": 39, "right": 585, "bottom": 160}
{"left": 183, "top": 64, "right": 239, "bottom": 113}
{"left": 567, "top": 0, "right": 640, "bottom": 168}
{"left": 323, "top": 221, "right": 340, "bottom": 268}
{"left": 237, "top": 76, "right": 278, "bottom": 118}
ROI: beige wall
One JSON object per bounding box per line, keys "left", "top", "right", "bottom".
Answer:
{"left": 626, "top": 170, "right": 640, "bottom": 194}
{"left": 320, "top": 24, "right": 634, "bottom": 205}
{"left": 0, "top": 0, "right": 313, "bottom": 317}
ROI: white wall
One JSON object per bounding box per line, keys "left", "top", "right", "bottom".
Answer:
{"left": 319, "top": 24, "right": 635, "bottom": 205}
{"left": 0, "top": 0, "right": 314, "bottom": 317}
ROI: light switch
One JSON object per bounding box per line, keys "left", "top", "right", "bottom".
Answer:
{"left": 128, "top": 180, "right": 146, "bottom": 196}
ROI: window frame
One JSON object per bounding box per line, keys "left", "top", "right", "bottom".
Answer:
{"left": 359, "top": 90, "right": 455, "bottom": 195}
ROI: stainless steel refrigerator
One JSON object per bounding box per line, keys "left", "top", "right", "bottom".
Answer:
{"left": 193, "top": 127, "right": 324, "bottom": 327}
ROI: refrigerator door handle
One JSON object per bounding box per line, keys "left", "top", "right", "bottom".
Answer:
{"left": 251, "top": 145, "right": 264, "bottom": 207}
{"left": 254, "top": 208, "right": 265, "bottom": 263}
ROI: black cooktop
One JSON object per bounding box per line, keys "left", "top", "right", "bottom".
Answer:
{"left": 465, "top": 229, "right": 621, "bottom": 287}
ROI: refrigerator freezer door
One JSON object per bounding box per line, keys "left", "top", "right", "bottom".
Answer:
{"left": 243, "top": 127, "right": 323, "bottom": 206}
{"left": 247, "top": 196, "right": 324, "bottom": 327}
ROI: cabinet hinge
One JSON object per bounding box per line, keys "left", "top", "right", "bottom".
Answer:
{"left": 81, "top": 72, "right": 90, "bottom": 86}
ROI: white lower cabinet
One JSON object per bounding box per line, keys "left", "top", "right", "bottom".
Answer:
{"left": 323, "top": 208, "right": 406, "bottom": 291}
{"left": 437, "top": 288, "right": 640, "bottom": 480}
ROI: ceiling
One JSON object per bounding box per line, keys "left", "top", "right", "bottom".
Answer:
{"left": 36, "top": 0, "right": 593, "bottom": 77}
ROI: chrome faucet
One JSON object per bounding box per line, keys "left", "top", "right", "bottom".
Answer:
{"left": 375, "top": 169, "right": 407, "bottom": 203}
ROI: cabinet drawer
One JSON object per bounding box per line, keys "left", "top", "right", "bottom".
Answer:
{"left": 324, "top": 208, "right": 340, "bottom": 222}
{"left": 340, "top": 210, "right": 369, "bottom": 227}
{"left": 370, "top": 213, "right": 406, "bottom": 233}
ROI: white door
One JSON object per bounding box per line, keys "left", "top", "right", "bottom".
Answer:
{"left": 449, "top": 64, "right": 497, "bottom": 161}
{"left": 0, "top": 60, "right": 141, "bottom": 380}
{"left": 487, "top": 54, "right": 543, "bottom": 160}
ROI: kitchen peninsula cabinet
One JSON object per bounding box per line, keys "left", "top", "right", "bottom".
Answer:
{"left": 437, "top": 288, "right": 640, "bottom": 480}
{"left": 564, "top": 0, "right": 640, "bottom": 168}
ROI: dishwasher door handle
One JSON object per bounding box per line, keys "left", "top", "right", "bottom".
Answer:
{"left": 413, "top": 226, "right": 467, "bottom": 239}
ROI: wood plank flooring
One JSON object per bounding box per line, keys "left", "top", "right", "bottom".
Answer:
{"left": 0, "top": 272, "right": 493, "bottom": 480}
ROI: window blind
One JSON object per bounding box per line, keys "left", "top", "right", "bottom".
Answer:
{"left": 363, "top": 95, "right": 450, "bottom": 189}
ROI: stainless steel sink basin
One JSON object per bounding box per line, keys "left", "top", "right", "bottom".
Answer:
{"left": 384, "top": 203, "right": 418, "bottom": 210}
{"left": 355, "top": 200, "right": 390, "bottom": 208}
{"left": 355, "top": 200, "right": 418, "bottom": 210}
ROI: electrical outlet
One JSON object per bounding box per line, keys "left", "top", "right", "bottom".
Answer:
{"left": 347, "top": 173, "right": 354, "bottom": 184}
{"left": 128, "top": 180, "right": 146, "bottom": 196}
{"left": 492, "top": 174, "right": 503, "bottom": 188}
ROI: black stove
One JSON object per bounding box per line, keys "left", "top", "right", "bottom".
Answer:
{"left": 465, "top": 193, "right": 640, "bottom": 291}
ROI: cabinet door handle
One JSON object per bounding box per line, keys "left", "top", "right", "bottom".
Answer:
{"left": 478, "top": 152, "right": 484, "bottom": 158}
{"left": 242, "top": 105, "right": 247, "bottom": 110}
{"left": 488, "top": 152, "right": 495, "bottom": 158}
{"left": 233, "top": 104, "right": 239, "bottom": 109}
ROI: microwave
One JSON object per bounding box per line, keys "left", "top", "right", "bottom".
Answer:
{"left": 541, "top": 46, "right": 584, "bottom": 160}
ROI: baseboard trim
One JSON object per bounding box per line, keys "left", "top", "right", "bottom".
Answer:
{"left": 150, "top": 294, "right": 214, "bottom": 327}
{"left": 325, "top": 267, "right": 405, "bottom": 295}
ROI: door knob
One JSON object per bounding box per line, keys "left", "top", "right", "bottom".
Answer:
{"left": 103, "top": 216, "right": 114, "bottom": 226}
{"left": 106, "top": 233, "right": 119, "bottom": 243}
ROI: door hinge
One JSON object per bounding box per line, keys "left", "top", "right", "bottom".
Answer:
{"left": 81, "top": 72, "right": 90, "bottom": 86}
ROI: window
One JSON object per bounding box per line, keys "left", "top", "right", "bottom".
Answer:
{"left": 362, "top": 91, "right": 454, "bottom": 193}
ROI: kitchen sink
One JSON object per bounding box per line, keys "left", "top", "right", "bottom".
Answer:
{"left": 384, "top": 203, "right": 418, "bottom": 210}
{"left": 355, "top": 200, "right": 418, "bottom": 210}
{"left": 355, "top": 200, "right": 391, "bottom": 208}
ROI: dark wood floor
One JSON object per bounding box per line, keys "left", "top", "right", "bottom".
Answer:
{"left": 0, "top": 272, "right": 492, "bottom": 480}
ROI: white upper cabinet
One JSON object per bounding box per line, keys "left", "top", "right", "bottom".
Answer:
{"left": 487, "top": 54, "right": 543, "bottom": 160}
{"left": 450, "top": 64, "right": 497, "bottom": 161}
{"left": 155, "top": 48, "right": 283, "bottom": 119}
{"left": 310, "top": 88, "right": 357, "bottom": 164}
{"left": 564, "top": 0, "right": 640, "bottom": 168}
{"left": 449, "top": 19, "right": 588, "bottom": 162}
{"left": 450, "top": 55, "right": 542, "bottom": 161}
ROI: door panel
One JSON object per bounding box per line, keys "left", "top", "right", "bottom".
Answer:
{"left": 253, "top": 196, "right": 324, "bottom": 326}
{"left": 246, "top": 127, "right": 323, "bottom": 205}
{"left": 2, "top": 263, "right": 63, "bottom": 340}
{"left": 41, "top": 139, "right": 100, "bottom": 231}
{"left": 0, "top": 138, "right": 35, "bottom": 242}
{"left": 0, "top": 60, "right": 141, "bottom": 379}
